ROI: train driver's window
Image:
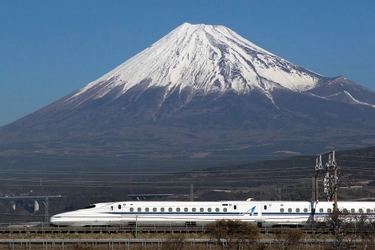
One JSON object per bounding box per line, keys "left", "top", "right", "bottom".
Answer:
{"left": 110, "top": 206, "right": 113, "bottom": 211}
{"left": 296, "top": 208, "right": 300, "bottom": 213}
{"left": 118, "top": 205, "right": 121, "bottom": 209}
{"left": 233, "top": 205, "right": 237, "bottom": 210}
{"left": 264, "top": 205, "right": 267, "bottom": 210}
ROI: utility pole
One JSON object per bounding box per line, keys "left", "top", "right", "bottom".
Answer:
{"left": 190, "top": 184, "right": 194, "bottom": 201}
{"left": 44, "top": 197, "right": 49, "bottom": 224}
{"left": 315, "top": 154, "right": 323, "bottom": 202}
{"left": 327, "top": 151, "right": 338, "bottom": 210}
{"left": 315, "top": 151, "right": 339, "bottom": 210}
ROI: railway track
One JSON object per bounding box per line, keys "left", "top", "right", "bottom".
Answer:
{"left": 0, "top": 226, "right": 206, "bottom": 234}
{"left": 0, "top": 226, "right": 329, "bottom": 235}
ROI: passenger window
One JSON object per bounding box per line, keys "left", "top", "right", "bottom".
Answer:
{"left": 184, "top": 208, "right": 188, "bottom": 212}
{"left": 160, "top": 208, "right": 165, "bottom": 212}
{"left": 137, "top": 207, "right": 141, "bottom": 212}
{"left": 288, "top": 208, "right": 292, "bottom": 213}
{"left": 176, "top": 208, "right": 180, "bottom": 212}
{"left": 367, "top": 208, "right": 371, "bottom": 213}
{"left": 216, "top": 208, "right": 220, "bottom": 212}
{"left": 359, "top": 208, "right": 363, "bottom": 213}
{"left": 327, "top": 208, "right": 332, "bottom": 213}
{"left": 233, "top": 205, "right": 237, "bottom": 210}
{"left": 303, "top": 208, "right": 308, "bottom": 212}
{"left": 192, "top": 208, "right": 196, "bottom": 212}
{"left": 296, "top": 208, "right": 300, "bottom": 213}
{"left": 118, "top": 205, "right": 121, "bottom": 209}
{"left": 168, "top": 207, "right": 173, "bottom": 212}
{"left": 110, "top": 206, "right": 113, "bottom": 211}
{"left": 223, "top": 208, "right": 227, "bottom": 212}
{"left": 153, "top": 208, "right": 157, "bottom": 212}
{"left": 145, "top": 208, "right": 149, "bottom": 212}
{"left": 130, "top": 208, "right": 134, "bottom": 212}
{"left": 264, "top": 205, "right": 267, "bottom": 210}
{"left": 200, "top": 208, "right": 204, "bottom": 212}
{"left": 208, "top": 208, "right": 212, "bottom": 212}
{"left": 319, "top": 208, "right": 323, "bottom": 213}
{"left": 280, "top": 208, "right": 284, "bottom": 213}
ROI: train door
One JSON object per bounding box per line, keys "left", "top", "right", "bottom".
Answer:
{"left": 258, "top": 203, "right": 267, "bottom": 227}
{"left": 115, "top": 203, "right": 123, "bottom": 213}
{"left": 232, "top": 203, "right": 238, "bottom": 220}
{"left": 249, "top": 202, "right": 266, "bottom": 228}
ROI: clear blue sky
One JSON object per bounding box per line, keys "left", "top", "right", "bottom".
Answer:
{"left": 1, "top": 1, "right": 374, "bottom": 127}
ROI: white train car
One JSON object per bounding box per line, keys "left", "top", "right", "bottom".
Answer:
{"left": 50, "top": 199, "right": 375, "bottom": 228}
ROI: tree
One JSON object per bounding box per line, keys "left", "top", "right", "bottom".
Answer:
{"left": 163, "top": 234, "right": 186, "bottom": 250}
{"left": 351, "top": 214, "right": 375, "bottom": 249}
{"left": 273, "top": 228, "right": 305, "bottom": 250}
{"left": 205, "top": 220, "right": 259, "bottom": 250}
{"left": 325, "top": 209, "right": 363, "bottom": 250}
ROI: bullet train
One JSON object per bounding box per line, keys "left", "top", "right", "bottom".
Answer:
{"left": 50, "top": 199, "right": 375, "bottom": 228}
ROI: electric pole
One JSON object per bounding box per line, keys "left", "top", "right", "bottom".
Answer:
{"left": 315, "top": 151, "right": 338, "bottom": 210}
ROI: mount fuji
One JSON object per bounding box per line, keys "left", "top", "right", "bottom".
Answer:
{"left": 1, "top": 23, "right": 375, "bottom": 169}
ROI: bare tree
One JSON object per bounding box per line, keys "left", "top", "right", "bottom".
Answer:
{"left": 272, "top": 228, "right": 305, "bottom": 250}
{"left": 205, "top": 220, "right": 259, "bottom": 250}
{"left": 163, "top": 234, "right": 186, "bottom": 250}
{"left": 352, "top": 214, "right": 375, "bottom": 249}
{"left": 324, "top": 209, "right": 367, "bottom": 250}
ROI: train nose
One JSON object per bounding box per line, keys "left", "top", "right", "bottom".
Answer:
{"left": 49, "top": 215, "right": 61, "bottom": 226}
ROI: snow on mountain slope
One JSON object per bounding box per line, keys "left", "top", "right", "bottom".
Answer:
{"left": 68, "top": 23, "right": 325, "bottom": 105}
{"left": 307, "top": 76, "right": 375, "bottom": 108}
{"left": 2, "top": 24, "right": 375, "bottom": 163}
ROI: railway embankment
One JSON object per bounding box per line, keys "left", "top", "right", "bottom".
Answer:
{"left": 0, "top": 229, "right": 372, "bottom": 250}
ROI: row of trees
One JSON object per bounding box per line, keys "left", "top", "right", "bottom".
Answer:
{"left": 199, "top": 210, "right": 375, "bottom": 250}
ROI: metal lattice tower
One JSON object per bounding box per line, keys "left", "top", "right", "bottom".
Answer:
{"left": 314, "top": 151, "right": 339, "bottom": 209}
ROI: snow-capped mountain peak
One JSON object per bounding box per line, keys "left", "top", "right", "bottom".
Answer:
{"left": 69, "top": 23, "right": 325, "bottom": 104}
{"left": 2, "top": 24, "right": 375, "bottom": 165}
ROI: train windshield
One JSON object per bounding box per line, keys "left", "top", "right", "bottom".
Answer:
{"left": 82, "top": 204, "right": 96, "bottom": 209}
